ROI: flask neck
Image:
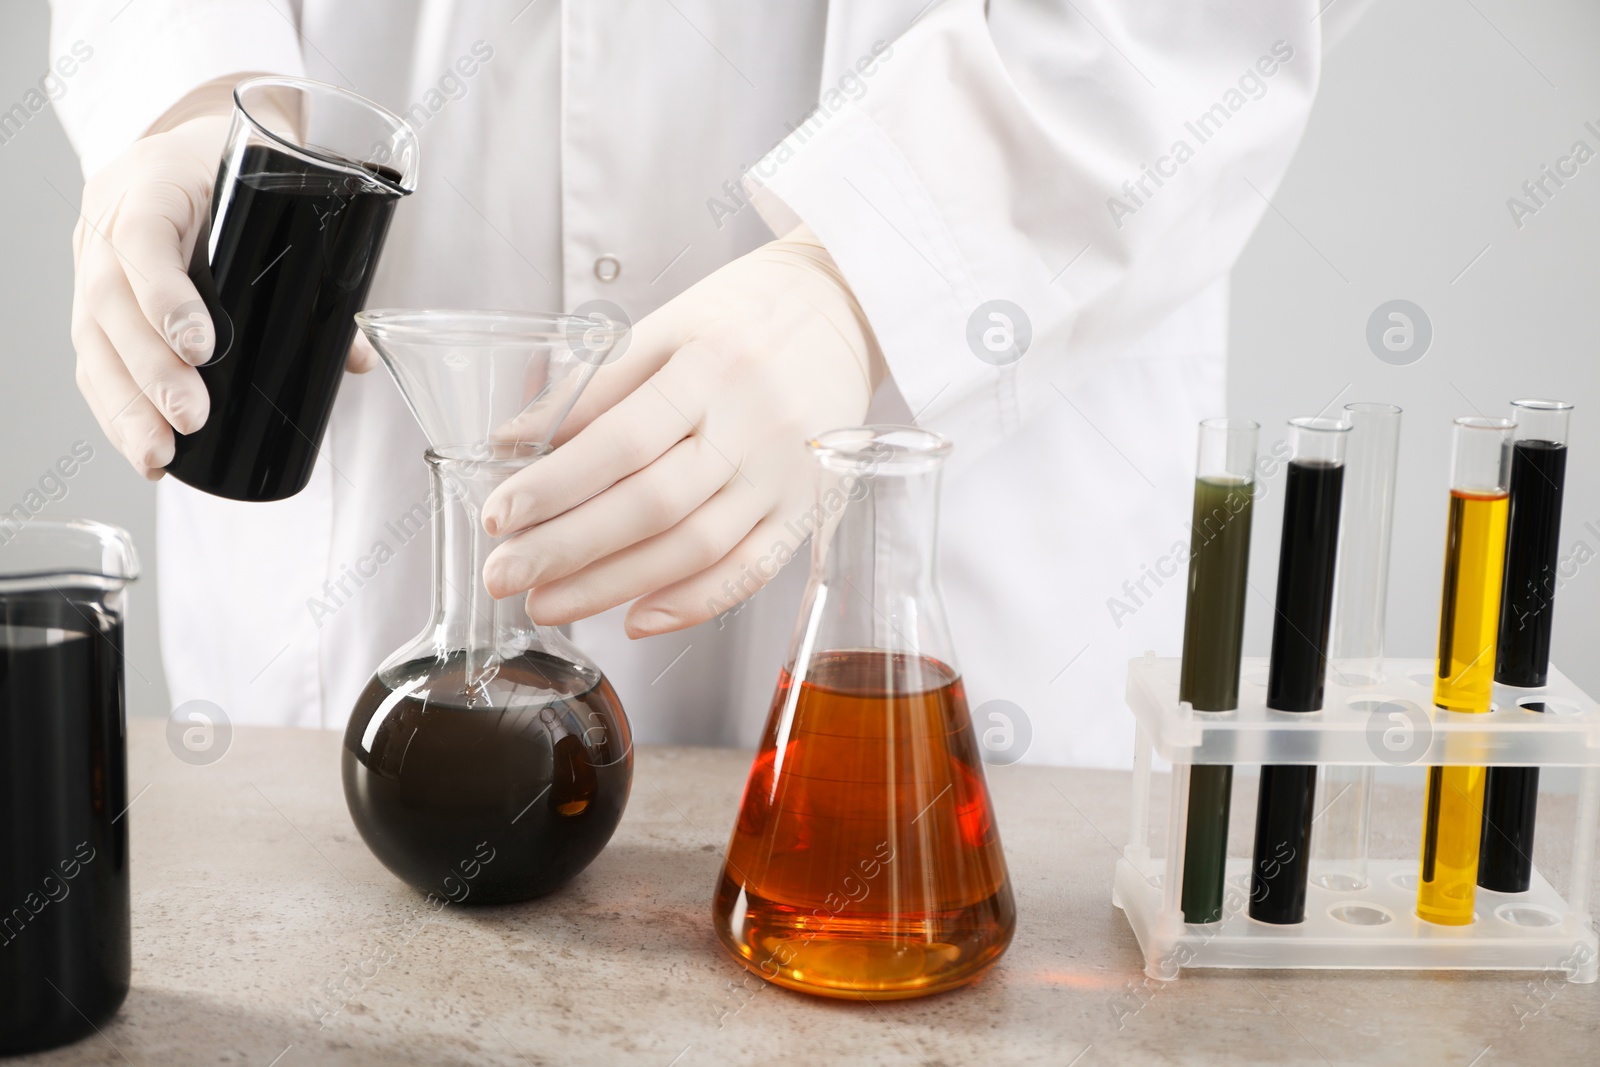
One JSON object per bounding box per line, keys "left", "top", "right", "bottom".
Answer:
{"left": 800, "top": 443, "right": 956, "bottom": 675}
{"left": 411, "top": 447, "right": 590, "bottom": 697}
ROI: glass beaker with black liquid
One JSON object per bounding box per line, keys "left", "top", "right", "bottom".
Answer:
{"left": 342, "top": 310, "right": 631, "bottom": 904}
{"left": 170, "top": 76, "right": 419, "bottom": 501}
{"left": 0, "top": 520, "right": 137, "bottom": 1054}
{"left": 714, "top": 426, "right": 1015, "bottom": 999}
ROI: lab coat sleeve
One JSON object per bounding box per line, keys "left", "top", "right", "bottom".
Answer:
{"left": 48, "top": 0, "right": 307, "bottom": 177}
{"left": 744, "top": 0, "right": 1327, "bottom": 463}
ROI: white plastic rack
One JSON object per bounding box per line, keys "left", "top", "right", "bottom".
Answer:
{"left": 1114, "top": 654, "right": 1600, "bottom": 983}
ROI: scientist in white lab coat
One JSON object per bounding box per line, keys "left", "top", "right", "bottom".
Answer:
{"left": 52, "top": 0, "right": 1369, "bottom": 766}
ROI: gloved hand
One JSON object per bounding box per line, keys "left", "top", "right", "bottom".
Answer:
{"left": 68, "top": 78, "right": 379, "bottom": 480}
{"left": 482, "top": 225, "right": 886, "bottom": 636}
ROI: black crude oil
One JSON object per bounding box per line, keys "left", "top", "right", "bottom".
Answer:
{"left": 1481, "top": 437, "right": 1569, "bottom": 893}
{"left": 342, "top": 649, "right": 631, "bottom": 904}
{"left": 0, "top": 592, "right": 129, "bottom": 1055}
{"left": 1251, "top": 457, "right": 1344, "bottom": 925}
{"left": 171, "top": 144, "right": 404, "bottom": 501}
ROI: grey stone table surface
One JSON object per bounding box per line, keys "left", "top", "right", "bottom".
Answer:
{"left": 16, "top": 720, "right": 1597, "bottom": 1067}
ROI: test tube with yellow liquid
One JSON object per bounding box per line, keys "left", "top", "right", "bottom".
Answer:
{"left": 1417, "top": 416, "right": 1512, "bottom": 926}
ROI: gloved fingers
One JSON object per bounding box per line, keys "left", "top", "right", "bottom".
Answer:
{"left": 548, "top": 303, "right": 689, "bottom": 446}
{"left": 112, "top": 181, "right": 213, "bottom": 365}
{"left": 69, "top": 239, "right": 117, "bottom": 435}
{"left": 620, "top": 511, "right": 806, "bottom": 636}
{"left": 73, "top": 181, "right": 125, "bottom": 263}
{"left": 346, "top": 330, "right": 380, "bottom": 374}
{"left": 521, "top": 481, "right": 769, "bottom": 626}
{"left": 89, "top": 263, "right": 208, "bottom": 435}
{"left": 70, "top": 307, "right": 173, "bottom": 477}
{"left": 482, "top": 369, "right": 703, "bottom": 536}
{"left": 488, "top": 362, "right": 595, "bottom": 446}
{"left": 499, "top": 312, "right": 690, "bottom": 448}
{"left": 482, "top": 433, "right": 731, "bottom": 598}
{"left": 70, "top": 326, "right": 133, "bottom": 474}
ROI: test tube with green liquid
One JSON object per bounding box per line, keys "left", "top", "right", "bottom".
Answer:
{"left": 1178, "top": 418, "right": 1258, "bottom": 924}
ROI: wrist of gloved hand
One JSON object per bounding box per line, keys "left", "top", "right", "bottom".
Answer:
{"left": 144, "top": 77, "right": 239, "bottom": 136}
{"left": 759, "top": 224, "right": 888, "bottom": 395}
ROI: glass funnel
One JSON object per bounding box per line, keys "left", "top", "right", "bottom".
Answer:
{"left": 342, "top": 310, "right": 631, "bottom": 905}
{"left": 713, "top": 426, "right": 1015, "bottom": 1000}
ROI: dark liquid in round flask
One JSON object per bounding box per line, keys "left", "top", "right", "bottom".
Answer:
{"left": 343, "top": 649, "right": 631, "bottom": 903}
{"left": 345, "top": 311, "right": 635, "bottom": 904}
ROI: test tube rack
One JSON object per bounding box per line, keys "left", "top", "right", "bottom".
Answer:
{"left": 1114, "top": 654, "right": 1600, "bottom": 982}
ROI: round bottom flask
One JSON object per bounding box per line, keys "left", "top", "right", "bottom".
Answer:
{"left": 342, "top": 444, "right": 632, "bottom": 904}
{"left": 345, "top": 310, "right": 633, "bottom": 904}
{"left": 343, "top": 653, "right": 630, "bottom": 905}
{"left": 344, "top": 308, "right": 630, "bottom": 902}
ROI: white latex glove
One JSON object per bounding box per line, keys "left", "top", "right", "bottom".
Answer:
{"left": 482, "top": 225, "right": 886, "bottom": 636}
{"left": 68, "top": 77, "right": 379, "bottom": 479}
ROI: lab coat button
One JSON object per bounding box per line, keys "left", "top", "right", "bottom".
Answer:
{"left": 593, "top": 255, "right": 621, "bottom": 282}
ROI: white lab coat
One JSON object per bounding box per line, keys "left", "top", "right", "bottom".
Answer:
{"left": 50, "top": 0, "right": 1365, "bottom": 766}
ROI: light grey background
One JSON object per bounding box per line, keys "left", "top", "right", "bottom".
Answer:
{"left": 2, "top": 0, "right": 1596, "bottom": 728}
{"left": 1229, "top": 0, "right": 1600, "bottom": 686}
{"left": 1, "top": 0, "right": 170, "bottom": 719}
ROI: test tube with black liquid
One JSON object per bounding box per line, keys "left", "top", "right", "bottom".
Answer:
{"left": 1479, "top": 400, "right": 1573, "bottom": 894}
{"left": 1177, "top": 418, "right": 1258, "bottom": 924}
{"left": 1249, "top": 416, "right": 1349, "bottom": 925}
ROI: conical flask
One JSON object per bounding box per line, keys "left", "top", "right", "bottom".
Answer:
{"left": 342, "top": 309, "right": 632, "bottom": 904}
{"left": 714, "top": 426, "right": 1015, "bottom": 999}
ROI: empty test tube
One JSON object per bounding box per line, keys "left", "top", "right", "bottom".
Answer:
{"left": 1313, "top": 402, "right": 1402, "bottom": 893}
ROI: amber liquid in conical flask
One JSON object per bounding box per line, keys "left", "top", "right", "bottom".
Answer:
{"left": 714, "top": 426, "right": 1015, "bottom": 999}
{"left": 715, "top": 651, "right": 1013, "bottom": 998}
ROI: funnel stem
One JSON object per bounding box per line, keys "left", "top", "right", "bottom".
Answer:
{"left": 462, "top": 493, "right": 500, "bottom": 702}
{"left": 429, "top": 451, "right": 525, "bottom": 705}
